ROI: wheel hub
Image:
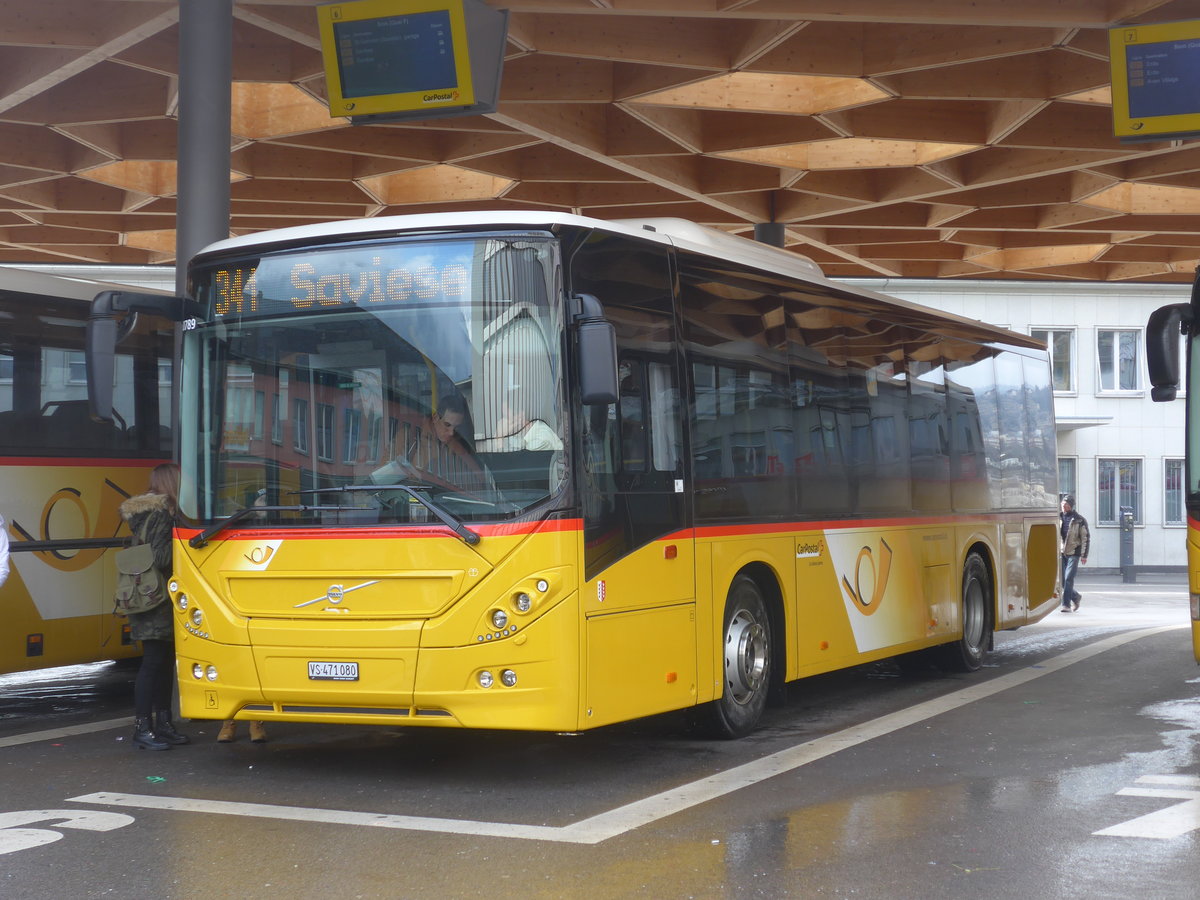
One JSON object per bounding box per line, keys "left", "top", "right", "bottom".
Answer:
{"left": 725, "top": 609, "right": 767, "bottom": 705}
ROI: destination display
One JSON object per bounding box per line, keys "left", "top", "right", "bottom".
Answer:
{"left": 1125, "top": 38, "right": 1200, "bottom": 119}
{"left": 334, "top": 9, "right": 460, "bottom": 101}
{"left": 200, "top": 240, "right": 478, "bottom": 319}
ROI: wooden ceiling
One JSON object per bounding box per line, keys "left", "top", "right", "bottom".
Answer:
{"left": 4, "top": 0, "right": 1200, "bottom": 282}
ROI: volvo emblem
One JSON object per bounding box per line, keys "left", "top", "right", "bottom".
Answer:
{"left": 294, "top": 580, "right": 380, "bottom": 609}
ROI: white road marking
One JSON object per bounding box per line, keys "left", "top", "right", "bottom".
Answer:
{"left": 0, "top": 809, "right": 134, "bottom": 856}
{"left": 0, "top": 718, "right": 129, "bottom": 750}
{"left": 65, "top": 792, "right": 565, "bottom": 841}
{"left": 1094, "top": 775, "right": 1200, "bottom": 839}
{"left": 66, "top": 624, "right": 1184, "bottom": 844}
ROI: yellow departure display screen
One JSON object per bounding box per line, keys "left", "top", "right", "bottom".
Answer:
{"left": 318, "top": 0, "right": 476, "bottom": 118}
{"left": 1110, "top": 19, "right": 1200, "bottom": 139}
{"left": 198, "top": 240, "right": 477, "bottom": 320}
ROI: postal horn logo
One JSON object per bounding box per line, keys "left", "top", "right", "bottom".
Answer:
{"left": 841, "top": 538, "right": 893, "bottom": 616}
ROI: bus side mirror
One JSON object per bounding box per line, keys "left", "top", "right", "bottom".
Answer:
{"left": 1146, "top": 302, "right": 1193, "bottom": 402}
{"left": 86, "top": 290, "right": 201, "bottom": 422}
{"left": 575, "top": 293, "right": 618, "bottom": 406}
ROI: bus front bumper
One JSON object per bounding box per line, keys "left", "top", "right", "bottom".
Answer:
{"left": 176, "top": 593, "right": 581, "bottom": 731}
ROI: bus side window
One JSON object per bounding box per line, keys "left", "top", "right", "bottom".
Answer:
{"left": 618, "top": 360, "right": 646, "bottom": 473}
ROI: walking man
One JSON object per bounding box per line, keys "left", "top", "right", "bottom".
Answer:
{"left": 1060, "top": 494, "right": 1090, "bottom": 612}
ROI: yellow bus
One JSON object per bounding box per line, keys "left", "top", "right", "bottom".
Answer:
{"left": 1147, "top": 292, "right": 1200, "bottom": 662}
{"left": 1, "top": 267, "right": 174, "bottom": 674}
{"left": 88, "top": 213, "right": 1061, "bottom": 737}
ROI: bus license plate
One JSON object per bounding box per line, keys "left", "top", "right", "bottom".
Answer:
{"left": 308, "top": 661, "right": 359, "bottom": 681}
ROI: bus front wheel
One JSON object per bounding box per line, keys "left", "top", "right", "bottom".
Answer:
{"left": 940, "top": 551, "right": 992, "bottom": 672}
{"left": 702, "top": 574, "right": 772, "bottom": 739}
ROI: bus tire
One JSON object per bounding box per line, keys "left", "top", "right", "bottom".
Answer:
{"left": 702, "top": 574, "right": 772, "bottom": 739}
{"left": 940, "top": 551, "right": 992, "bottom": 672}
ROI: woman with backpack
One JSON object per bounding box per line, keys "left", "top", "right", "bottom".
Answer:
{"left": 119, "top": 462, "right": 189, "bottom": 751}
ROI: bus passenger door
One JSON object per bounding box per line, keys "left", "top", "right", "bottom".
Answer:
{"left": 578, "top": 350, "right": 695, "bottom": 727}
{"left": 570, "top": 235, "right": 695, "bottom": 726}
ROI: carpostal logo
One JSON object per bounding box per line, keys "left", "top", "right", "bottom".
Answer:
{"left": 423, "top": 90, "right": 461, "bottom": 104}
{"left": 796, "top": 540, "right": 825, "bottom": 559}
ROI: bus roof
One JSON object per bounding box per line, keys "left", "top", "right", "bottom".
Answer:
{"left": 191, "top": 210, "right": 1042, "bottom": 352}
{"left": 0, "top": 264, "right": 170, "bottom": 303}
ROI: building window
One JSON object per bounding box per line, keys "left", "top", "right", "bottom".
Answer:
{"left": 1099, "top": 458, "right": 1142, "bottom": 525}
{"left": 1058, "top": 457, "right": 1077, "bottom": 500}
{"left": 1097, "top": 329, "right": 1140, "bottom": 392}
{"left": 316, "top": 403, "right": 335, "bottom": 462}
{"left": 342, "top": 408, "right": 361, "bottom": 464}
{"left": 366, "top": 412, "right": 383, "bottom": 462}
{"left": 1032, "top": 328, "right": 1073, "bottom": 392}
{"left": 270, "top": 393, "right": 283, "bottom": 445}
{"left": 293, "top": 398, "right": 309, "bottom": 453}
{"left": 0, "top": 353, "right": 12, "bottom": 383}
{"left": 1165, "top": 459, "right": 1185, "bottom": 525}
{"left": 67, "top": 351, "right": 88, "bottom": 385}
{"left": 252, "top": 391, "right": 265, "bottom": 440}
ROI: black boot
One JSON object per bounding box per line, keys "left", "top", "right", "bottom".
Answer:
{"left": 153, "top": 710, "right": 190, "bottom": 745}
{"left": 132, "top": 717, "right": 170, "bottom": 751}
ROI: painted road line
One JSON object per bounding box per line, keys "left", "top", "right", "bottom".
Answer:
{"left": 65, "top": 792, "right": 565, "bottom": 841}
{"left": 562, "top": 624, "right": 1185, "bottom": 843}
{"left": 68, "top": 624, "right": 1184, "bottom": 845}
{"left": 1094, "top": 775, "right": 1200, "bottom": 839}
{"left": 0, "top": 718, "right": 129, "bottom": 750}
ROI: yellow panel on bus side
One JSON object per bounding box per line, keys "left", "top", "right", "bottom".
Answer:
{"left": 791, "top": 530, "right": 858, "bottom": 675}
{"left": 1, "top": 461, "right": 146, "bottom": 673}
{"left": 585, "top": 602, "right": 697, "bottom": 728}
{"left": 1026, "top": 520, "right": 1059, "bottom": 617}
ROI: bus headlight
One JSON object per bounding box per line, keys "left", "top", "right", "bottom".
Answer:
{"left": 514, "top": 592, "right": 532, "bottom": 613}
{"left": 177, "top": 594, "right": 189, "bottom": 611}
{"left": 500, "top": 669, "right": 518, "bottom": 687}
{"left": 206, "top": 665, "right": 218, "bottom": 681}
{"left": 190, "top": 608, "right": 203, "bottom": 628}
{"left": 490, "top": 609, "right": 509, "bottom": 630}
{"left": 192, "top": 663, "right": 204, "bottom": 679}
{"left": 478, "top": 670, "right": 494, "bottom": 688}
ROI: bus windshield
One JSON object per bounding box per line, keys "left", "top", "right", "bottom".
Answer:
{"left": 180, "top": 234, "right": 565, "bottom": 527}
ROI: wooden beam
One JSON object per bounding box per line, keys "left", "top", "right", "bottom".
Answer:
{"left": 0, "top": 4, "right": 178, "bottom": 115}
{"left": 524, "top": 14, "right": 731, "bottom": 69}
{"left": 862, "top": 24, "right": 1070, "bottom": 75}
{"left": 501, "top": 56, "right": 615, "bottom": 103}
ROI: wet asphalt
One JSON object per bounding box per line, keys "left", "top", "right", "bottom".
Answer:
{"left": 0, "top": 573, "right": 1196, "bottom": 899}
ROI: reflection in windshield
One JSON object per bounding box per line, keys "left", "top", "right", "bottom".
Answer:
{"left": 181, "top": 237, "right": 564, "bottom": 526}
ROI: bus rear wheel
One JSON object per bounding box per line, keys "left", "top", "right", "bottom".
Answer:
{"left": 939, "top": 551, "right": 992, "bottom": 672}
{"left": 701, "top": 574, "right": 772, "bottom": 739}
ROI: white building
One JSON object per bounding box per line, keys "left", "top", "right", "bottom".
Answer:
{"left": 850, "top": 278, "right": 1190, "bottom": 575}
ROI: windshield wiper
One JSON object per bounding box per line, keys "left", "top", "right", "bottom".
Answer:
{"left": 295, "top": 484, "right": 482, "bottom": 546}
{"left": 189, "top": 502, "right": 362, "bottom": 549}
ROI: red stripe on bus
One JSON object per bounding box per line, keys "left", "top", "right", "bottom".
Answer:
{"left": 174, "top": 516, "right": 585, "bottom": 542}
{"left": 173, "top": 510, "right": 1037, "bottom": 546}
